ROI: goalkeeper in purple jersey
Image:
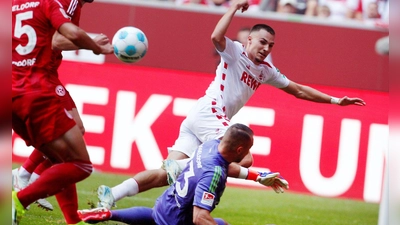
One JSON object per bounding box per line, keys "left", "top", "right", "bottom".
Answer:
{"left": 78, "top": 123, "right": 254, "bottom": 225}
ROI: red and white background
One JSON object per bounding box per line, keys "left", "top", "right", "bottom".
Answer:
{"left": 12, "top": 1, "right": 388, "bottom": 203}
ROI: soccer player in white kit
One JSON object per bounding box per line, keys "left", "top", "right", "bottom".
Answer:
{"left": 96, "top": 0, "right": 366, "bottom": 209}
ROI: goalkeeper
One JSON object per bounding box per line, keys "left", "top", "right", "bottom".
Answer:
{"left": 79, "top": 124, "right": 283, "bottom": 224}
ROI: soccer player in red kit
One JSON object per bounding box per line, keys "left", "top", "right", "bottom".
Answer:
{"left": 12, "top": 0, "right": 111, "bottom": 211}
{"left": 12, "top": 0, "right": 113, "bottom": 224}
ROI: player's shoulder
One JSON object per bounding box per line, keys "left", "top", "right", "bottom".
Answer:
{"left": 260, "top": 60, "right": 275, "bottom": 69}
{"left": 202, "top": 139, "right": 220, "bottom": 148}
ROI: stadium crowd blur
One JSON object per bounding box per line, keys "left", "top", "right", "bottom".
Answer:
{"left": 153, "top": 0, "right": 389, "bottom": 28}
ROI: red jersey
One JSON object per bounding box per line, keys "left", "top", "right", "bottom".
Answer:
{"left": 12, "top": 0, "right": 82, "bottom": 97}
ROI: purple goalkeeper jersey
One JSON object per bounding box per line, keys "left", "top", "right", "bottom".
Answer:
{"left": 153, "top": 139, "right": 229, "bottom": 225}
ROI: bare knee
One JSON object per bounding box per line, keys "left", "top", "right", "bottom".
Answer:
{"left": 41, "top": 125, "right": 90, "bottom": 163}
{"left": 136, "top": 169, "right": 168, "bottom": 192}
{"left": 167, "top": 150, "right": 190, "bottom": 160}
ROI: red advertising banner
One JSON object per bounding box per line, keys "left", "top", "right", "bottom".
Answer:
{"left": 12, "top": 61, "right": 388, "bottom": 202}
{"left": 77, "top": 1, "right": 389, "bottom": 92}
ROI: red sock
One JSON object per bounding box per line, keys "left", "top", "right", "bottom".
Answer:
{"left": 34, "top": 159, "right": 52, "bottom": 175}
{"left": 56, "top": 184, "right": 80, "bottom": 224}
{"left": 22, "top": 149, "right": 45, "bottom": 173}
{"left": 17, "top": 161, "right": 92, "bottom": 208}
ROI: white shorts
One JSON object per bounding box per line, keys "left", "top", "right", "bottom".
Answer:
{"left": 167, "top": 96, "right": 231, "bottom": 157}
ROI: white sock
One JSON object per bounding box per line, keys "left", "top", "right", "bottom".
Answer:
{"left": 112, "top": 178, "right": 139, "bottom": 202}
{"left": 29, "top": 172, "right": 40, "bottom": 184}
{"left": 18, "top": 167, "right": 32, "bottom": 182}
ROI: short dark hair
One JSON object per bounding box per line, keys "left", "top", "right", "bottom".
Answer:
{"left": 250, "top": 24, "right": 275, "bottom": 36}
{"left": 224, "top": 123, "right": 254, "bottom": 150}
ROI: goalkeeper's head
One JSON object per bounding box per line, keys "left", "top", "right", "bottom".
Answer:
{"left": 219, "top": 123, "right": 254, "bottom": 163}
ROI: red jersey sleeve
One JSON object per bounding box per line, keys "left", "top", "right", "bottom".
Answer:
{"left": 45, "top": 0, "right": 81, "bottom": 31}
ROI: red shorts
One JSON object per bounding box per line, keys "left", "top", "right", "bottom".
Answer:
{"left": 63, "top": 90, "right": 77, "bottom": 111}
{"left": 12, "top": 86, "right": 76, "bottom": 148}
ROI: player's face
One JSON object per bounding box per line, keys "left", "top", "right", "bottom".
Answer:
{"left": 246, "top": 29, "right": 275, "bottom": 65}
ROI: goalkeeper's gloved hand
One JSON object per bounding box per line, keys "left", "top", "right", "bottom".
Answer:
{"left": 256, "top": 172, "right": 280, "bottom": 187}
{"left": 270, "top": 176, "right": 289, "bottom": 194}
{"left": 256, "top": 172, "right": 289, "bottom": 193}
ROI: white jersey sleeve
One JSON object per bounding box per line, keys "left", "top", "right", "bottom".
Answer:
{"left": 262, "top": 64, "right": 290, "bottom": 89}
{"left": 216, "top": 37, "right": 243, "bottom": 63}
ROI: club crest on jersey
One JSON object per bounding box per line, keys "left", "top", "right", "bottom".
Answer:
{"left": 55, "top": 85, "right": 66, "bottom": 96}
{"left": 201, "top": 192, "right": 215, "bottom": 207}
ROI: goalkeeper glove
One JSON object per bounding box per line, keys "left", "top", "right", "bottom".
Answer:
{"left": 256, "top": 172, "right": 280, "bottom": 186}
{"left": 271, "top": 176, "right": 289, "bottom": 194}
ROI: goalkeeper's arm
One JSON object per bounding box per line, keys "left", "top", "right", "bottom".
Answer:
{"left": 229, "top": 164, "right": 289, "bottom": 193}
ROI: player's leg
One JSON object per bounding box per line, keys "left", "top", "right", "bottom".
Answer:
{"left": 45, "top": 98, "right": 90, "bottom": 224}
{"left": 13, "top": 93, "right": 83, "bottom": 189}
{"left": 12, "top": 92, "right": 92, "bottom": 224}
{"left": 30, "top": 159, "right": 54, "bottom": 210}
{"left": 14, "top": 95, "right": 84, "bottom": 212}
{"left": 12, "top": 149, "right": 45, "bottom": 192}
{"left": 97, "top": 120, "right": 199, "bottom": 209}
{"left": 55, "top": 184, "right": 82, "bottom": 224}
{"left": 16, "top": 125, "right": 92, "bottom": 221}
{"left": 78, "top": 207, "right": 155, "bottom": 224}
{"left": 187, "top": 96, "right": 254, "bottom": 167}
{"left": 97, "top": 150, "right": 190, "bottom": 209}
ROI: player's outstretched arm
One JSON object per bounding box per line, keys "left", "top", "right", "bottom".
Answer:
{"left": 52, "top": 32, "right": 111, "bottom": 52}
{"left": 228, "top": 164, "right": 289, "bottom": 193}
{"left": 336, "top": 96, "right": 366, "bottom": 106}
{"left": 53, "top": 31, "right": 113, "bottom": 55}
{"left": 281, "top": 81, "right": 366, "bottom": 106}
{"left": 57, "top": 22, "right": 113, "bottom": 55}
{"left": 211, "top": 0, "right": 249, "bottom": 52}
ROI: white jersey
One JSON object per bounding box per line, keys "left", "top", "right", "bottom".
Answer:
{"left": 205, "top": 37, "right": 290, "bottom": 119}
{"left": 168, "top": 37, "right": 289, "bottom": 157}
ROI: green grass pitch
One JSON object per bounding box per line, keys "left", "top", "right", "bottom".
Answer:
{"left": 15, "top": 167, "right": 379, "bottom": 225}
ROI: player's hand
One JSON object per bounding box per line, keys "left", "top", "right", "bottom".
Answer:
{"left": 256, "top": 172, "right": 280, "bottom": 187}
{"left": 338, "top": 96, "right": 366, "bottom": 106}
{"left": 271, "top": 176, "right": 289, "bottom": 194}
{"left": 232, "top": 0, "right": 249, "bottom": 13}
{"left": 93, "top": 33, "right": 110, "bottom": 46}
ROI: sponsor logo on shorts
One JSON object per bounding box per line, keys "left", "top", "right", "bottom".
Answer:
{"left": 201, "top": 191, "right": 215, "bottom": 207}
{"left": 55, "top": 85, "right": 66, "bottom": 96}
